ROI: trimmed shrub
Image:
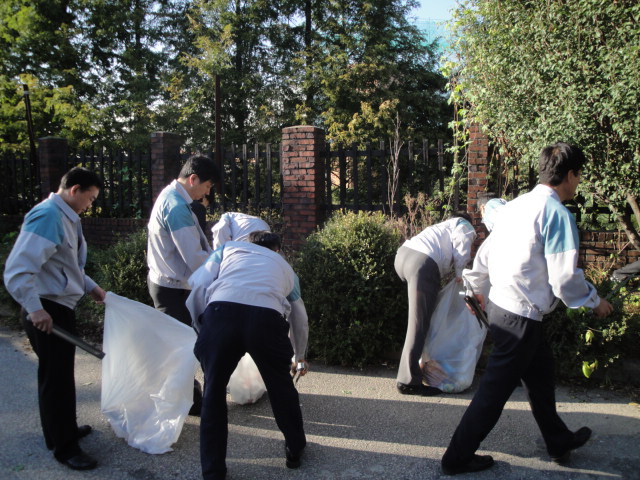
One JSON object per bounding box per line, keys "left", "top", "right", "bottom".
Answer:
{"left": 295, "top": 211, "right": 406, "bottom": 367}
{"left": 92, "top": 228, "right": 151, "bottom": 304}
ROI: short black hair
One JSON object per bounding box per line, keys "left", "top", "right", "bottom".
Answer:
{"left": 59, "top": 167, "right": 103, "bottom": 191}
{"left": 179, "top": 155, "right": 220, "bottom": 183}
{"left": 448, "top": 212, "right": 473, "bottom": 224}
{"left": 539, "top": 142, "right": 586, "bottom": 186}
{"left": 249, "top": 231, "right": 281, "bottom": 251}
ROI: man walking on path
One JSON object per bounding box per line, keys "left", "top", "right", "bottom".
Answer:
{"left": 147, "top": 154, "right": 220, "bottom": 415}
{"left": 441, "top": 142, "right": 614, "bottom": 475}
{"left": 3, "top": 167, "right": 106, "bottom": 470}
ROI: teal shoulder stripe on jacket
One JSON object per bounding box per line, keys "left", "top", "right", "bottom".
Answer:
{"left": 163, "top": 190, "right": 195, "bottom": 232}
{"left": 287, "top": 275, "right": 301, "bottom": 302}
{"left": 22, "top": 201, "right": 64, "bottom": 245}
{"left": 207, "top": 245, "right": 225, "bottom": 264}
{"left": 542, "top": 197, "right": 579, "bottom": 255}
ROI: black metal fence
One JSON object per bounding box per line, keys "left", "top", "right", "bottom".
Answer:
{"left": 0, "top": 139, "right": 454, "bottom": 218}
{"left": 322, "top": 139, "right": 455, "bottom": 214}
{"left": 67, "top": 149, "right": 153, "bottom": 218}
{"left": 0, "top": 151, "right": 39, "bottom": 215}
{"left": 186, "top": 144, "right": 282, "bottom": 213}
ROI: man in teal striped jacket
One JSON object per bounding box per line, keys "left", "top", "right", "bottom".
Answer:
{"left": 4, "top": 167, "right": 106, "bottom": 470}
{"left": 147, "top": 154, "right": 219, "bottom": 416}
{"left": 441, "top": 142, "right": 614, "bottom": 475}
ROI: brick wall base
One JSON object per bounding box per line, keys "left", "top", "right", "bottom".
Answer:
{"left": 0, "top": 215, "right": 146, "bottom": 249}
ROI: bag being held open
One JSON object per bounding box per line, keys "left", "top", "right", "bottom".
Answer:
{"left": 101, "top": 292, "right": 198, "bottom": 454}
{"left": 421, "top": 280, "right": 487, "bottom": 393}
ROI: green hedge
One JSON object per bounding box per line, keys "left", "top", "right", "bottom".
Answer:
{"left": 295, "top": 211, "right": 407, "bottom": 367}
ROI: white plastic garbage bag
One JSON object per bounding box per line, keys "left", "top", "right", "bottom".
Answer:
{"left": 227, "top": 353, "right": 266, "bottom": 404}
{"left": 421, "top": 280, "right": 487, "bottom": 393}
{"left": 101, "top": 292, "right": 198, "bottom": 454}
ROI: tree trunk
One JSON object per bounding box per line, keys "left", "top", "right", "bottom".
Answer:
{"left": 607, "top": 198, "right": 640, "bottom": 251}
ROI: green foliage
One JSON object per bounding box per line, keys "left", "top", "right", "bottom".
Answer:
{"left": 75, "top": 229, "right": 151, "bottom": 339}
{"left": 446, "top": 0, "right": 640, "bottom": 247}
{"left": 1, "top": 0, "right": 452, "bottom": 152}
{"left": 0, "top": 232, "right": 21, "bottom": 328}
{"left": 295, "top": 210, "right": 406, "bottom": 367}
{"left": 92, "top": 229, "right": 151, "bottom": 305}
{"left": 543, "top": 269, "right": 640, "bottom": 386}
{"left": 311, "top": 0, "right": 451, "bottom": 144}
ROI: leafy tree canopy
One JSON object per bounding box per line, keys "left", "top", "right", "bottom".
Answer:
{"left": 446, "top": 0, "right": 640, "bottom": 248}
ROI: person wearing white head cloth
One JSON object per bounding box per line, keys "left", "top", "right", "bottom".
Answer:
{"left": 394, "top": 214, "right": 477, "bottom": 396}
{"left": 211, "top": 212, "right": 270, "bottom": 249}
{"left": 481, "top": 198, "right": 507, "bottom": 233}
{"left": 206, "top": 212, "right": 309, "bottom": 364}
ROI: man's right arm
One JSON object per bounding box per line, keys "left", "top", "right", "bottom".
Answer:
{"left": 544, "top": 207, "right": 611, "bottom": 317}
{"left": 185, "top": 246, "right": 224, "bottom": 329}
{"left": 4, "top": 210, "right": 60, "bottom": 333}
{"left": 462, "top": 236, "right": 492, "bottom": 311}
{"left": 167, "top": 204, "right": 211, "bottom": 272}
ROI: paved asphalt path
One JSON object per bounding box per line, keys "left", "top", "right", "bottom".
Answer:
{"left": 1, "top": 326, "right": 639, "bottom": 480}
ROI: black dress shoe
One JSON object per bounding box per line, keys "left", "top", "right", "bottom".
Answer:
{"left": 285, "top": 444, "right": 303, "bottom": 469}
{"left": 396, "top": 382, "right": 442, "bottom": 396}
{"left": 550, "top": 427, "right": 592, "bottom": 463}
{"left": 77, "top": 425, "right": 92, "bottom": 439}
{"left": 442, "top": 454, "right": 494, "bottom": 475}
{"left": 58, "top": 451, "right": 98, "bottom": 470}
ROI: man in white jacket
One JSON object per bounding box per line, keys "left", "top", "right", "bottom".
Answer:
{"left": 188, "top": 231, "right": 307, "bottom": 480}
{"left": 395, "top": 215, "right": 477, "bottom": 396}
{"left": 207, "top": 211, "right": 309, "bottom": 358}
{"left": 4, "top": 167, "right": 106, "bottom": 470}
{"left": 441, "top": 142, "right": 614, "bottom": 475}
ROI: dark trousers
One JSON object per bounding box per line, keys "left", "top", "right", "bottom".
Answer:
{"left": 148, "top": 278, "right": 202, "bottom": 407}
{"left": 442, "top": 302, "right": 574, "bottom": 466}
{"left": 22, "top": 299, "right": 82, "bottom": 461}
{"left": 147, "top": 278, "right": 192, "bottom": 326}
{"left": 194, "top": 302, "right": 306, "bottom": 480}
{"left": 395, "top": 246, "right": 440, "bottom": 385}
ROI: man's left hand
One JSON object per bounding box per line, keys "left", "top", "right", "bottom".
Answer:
{"left": 593, "top": 297, "right": 614, "bottom": 318}
{"left": 291, "top": 360, "right": 309, "bottom": 376}
{"left": 89, "top": 286, "right": 107, "bottom": 304}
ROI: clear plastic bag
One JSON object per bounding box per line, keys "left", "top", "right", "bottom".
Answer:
{"left": 227, "top": 353, "right": 266, "bottom": 404}
{"left": 421, "top": 280, "right": 487, "bottom": 393}
{"left": 101, "top": 292, "right": 198, "bottom": 454}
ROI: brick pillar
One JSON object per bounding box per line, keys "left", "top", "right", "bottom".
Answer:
{"left": 281, "top": 126, "right": 326, "bottom": 251}
{"left": 150, "top": 132, "right": 183, "bottom": 202}
{"left": 38, "top": 137, "right": 68, "bottom": 199}
{"left": 467, "top": 124, "right": 490, "bottom": 230}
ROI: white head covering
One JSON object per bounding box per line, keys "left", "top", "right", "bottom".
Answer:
{"left": 482, "top": 198, "right": 507, "bottom": 232}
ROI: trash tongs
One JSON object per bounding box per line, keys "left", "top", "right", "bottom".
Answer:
{"left": 292, "top": 362, "right": 305, "bottom": 386}
{"left": 464, "top": 285, "right": 489, "bottom": 329}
